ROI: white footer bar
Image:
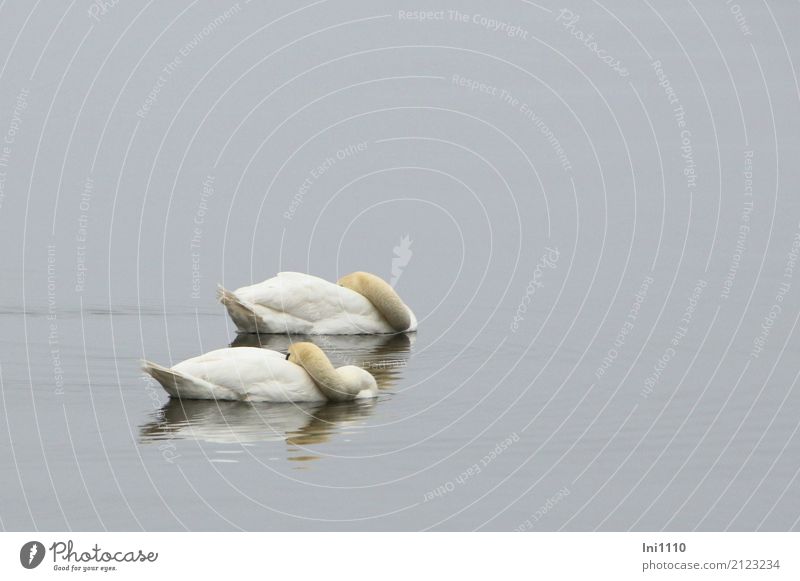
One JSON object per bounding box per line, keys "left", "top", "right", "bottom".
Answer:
{"left": 1, "top": 532, "right": 796, "bottom": 580}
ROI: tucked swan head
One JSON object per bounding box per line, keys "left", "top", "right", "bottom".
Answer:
{"left": 287, "top": 342, "right": 377, "bottom": 401}
{"left": 337, "top": 271, "right": 413, "bottom": 332}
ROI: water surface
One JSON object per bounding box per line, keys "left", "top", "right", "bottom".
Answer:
{"left": 1, "top": 0, "right": 799, "bottom": 531}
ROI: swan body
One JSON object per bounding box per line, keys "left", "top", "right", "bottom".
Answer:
{"left": 218, "top": 271, "right": 417, "bottom": 334}
{"left": 142, "top": 344, "right": 378, "bottom": 403}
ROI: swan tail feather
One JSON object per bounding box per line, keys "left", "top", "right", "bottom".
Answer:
{"left": 142, "top": 360, "right": 192, "bottom": 398}
{"left": 217, "top": 285, "right": 260, "bottom": 333}
{"left": 143, "top": 360, "right": 238, "bottom": 401}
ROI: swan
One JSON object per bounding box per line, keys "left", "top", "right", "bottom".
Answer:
{"left": 142, "top": 343, "right": 378, "bottom": 403}
{"left": 217, "top": 271, "right": 417, "bottom": 334}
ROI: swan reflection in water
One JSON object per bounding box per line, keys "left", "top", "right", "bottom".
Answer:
{"left": 139, "top": 333, "right": 414, "bottom": 464}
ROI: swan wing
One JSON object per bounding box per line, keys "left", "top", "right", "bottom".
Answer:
{"left": 233, "top": 272, "right": 391, "bottom": 332}
{"left": 172, "top": 347, "right": 325, "bottom": 402}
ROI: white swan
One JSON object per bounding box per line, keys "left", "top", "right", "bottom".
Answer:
{"left": 142, "top": 343, "right": 378, "bottom": 403}
{"left": 217, "top": 271, "right": 417, "bottom": 334}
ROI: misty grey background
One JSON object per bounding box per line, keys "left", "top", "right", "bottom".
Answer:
{"left": 1, "top": 0, "right": 799, "bottom": 530}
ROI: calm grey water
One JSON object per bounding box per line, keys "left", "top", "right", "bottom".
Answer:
{"left": 1, "top": 1, "right": 799, "bottom": 531}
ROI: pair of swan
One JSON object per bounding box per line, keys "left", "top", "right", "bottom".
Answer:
{"left": 143, "top": 272, "right": 417, "bottom": 403}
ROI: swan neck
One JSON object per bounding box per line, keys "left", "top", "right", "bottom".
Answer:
{"left": 300, "top": 354, "right": 351, "bottom": 401}
{"left": 340, "top": 272, "right": 411, "bottom": 332}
